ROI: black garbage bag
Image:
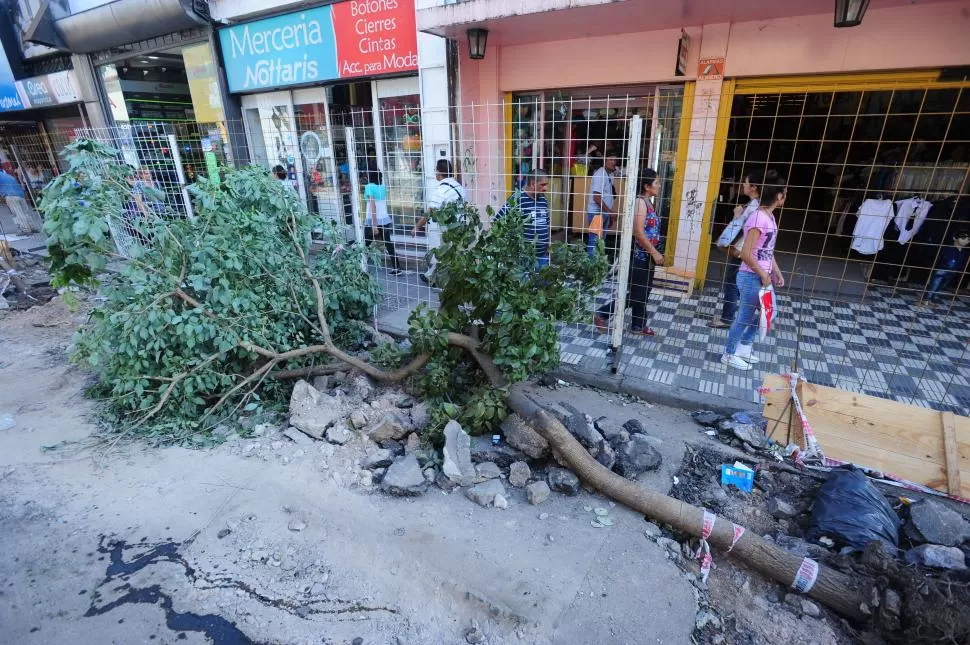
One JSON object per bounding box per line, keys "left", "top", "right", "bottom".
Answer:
{"left": 806, "top": 466, "right": 900, "bottom": 552}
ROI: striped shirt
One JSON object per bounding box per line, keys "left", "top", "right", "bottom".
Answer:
{"left": 495, "top": 190, "right": 551, "bottom": 260}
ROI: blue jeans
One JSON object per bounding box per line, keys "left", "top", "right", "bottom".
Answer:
{"left": 719, "top": 256, "right": 741, "bottom": 324}
{"left": 725, "top": 270, "right": 762, "bottom": 355}
{"left": 926, "top": 269, "right": 956, "bottom": 302}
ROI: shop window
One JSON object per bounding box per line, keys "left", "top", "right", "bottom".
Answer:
{"left": 379, "top": 94, "right": 423, "bottom": 229}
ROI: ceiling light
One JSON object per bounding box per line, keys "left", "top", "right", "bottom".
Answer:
{"left": 467, "top": 28, "right": 488, "bottom": 60}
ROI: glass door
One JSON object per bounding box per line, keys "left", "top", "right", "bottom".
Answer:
{"left": 292, "top": 87, "right": 344, "bottom": 239}
{"left": 240, "top": 91, "right": 305, "bottom": 201}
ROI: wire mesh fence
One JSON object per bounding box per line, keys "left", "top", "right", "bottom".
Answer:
{"left": 1, "top": 84, "right": 968, "bottom": 417}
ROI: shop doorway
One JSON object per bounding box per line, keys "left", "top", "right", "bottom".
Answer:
{"left": 713, "top": 78, "right": 970, "bottom": 300}
{"left": 509, "top": 86, "right": 684, "bottom": 258}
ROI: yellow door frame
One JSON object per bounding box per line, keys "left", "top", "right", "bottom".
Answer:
{"left": 692, "top": 69, "right": 970, "bottom": 288}
{"left": 663, "top": 81, "right": 695, "bottom": 265}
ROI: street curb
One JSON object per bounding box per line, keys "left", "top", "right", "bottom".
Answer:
{"left": 551, "top": 364, "right": 757, "bottom": 415}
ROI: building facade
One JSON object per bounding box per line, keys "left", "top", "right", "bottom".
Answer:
{"left": 418, "top": 0, "right": 970, "bottom": 294}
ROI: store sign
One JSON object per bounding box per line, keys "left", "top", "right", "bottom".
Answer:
{"left": 0, "top": 52, "right": 25, "bottom": 112}
{"left": 218, "top": 0, "right": 418, "bottom": 93}
{"left": 15, "top": 71, "right": 81, "bottom": 108}
{"left": 698, "top": 57, "right": 725, "bottom": 81}
{"left": 675, "top": 30, "right": 690, "bottom": 77}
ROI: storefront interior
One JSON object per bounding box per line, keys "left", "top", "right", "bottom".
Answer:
{"left": 716, "top": 85, "right": 970, "bottom": 298}
{"left": 510, "top": 86, "right": 684, "bottom": 250}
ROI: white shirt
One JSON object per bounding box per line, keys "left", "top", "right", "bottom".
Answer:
{"left": 586, "top": 167, "right": 615, "bottom": 215}
{"left": 894, "top": 197, "right": 932, "bottom": 245}
{"left": 427, "top": 177, "right": 466, "bottom": 210}
{"left": 850, "top": 199, "right": 895, "bottom": 255}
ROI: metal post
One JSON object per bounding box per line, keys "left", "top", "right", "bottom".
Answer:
{"left": 610, "top": 115, "right": 644, "bottom": 373}
{"left": 168, "top": 134, "right": 194, "bottom": 220}
{"left": 344, "top": 126, "right": 366, "bottom": 271}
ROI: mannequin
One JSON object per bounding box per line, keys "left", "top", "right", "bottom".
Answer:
{"left": 919, "top": 230, "right": 969, "bottom": 307}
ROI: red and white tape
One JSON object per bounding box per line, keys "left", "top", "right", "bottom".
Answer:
{"left": 694, "top": 510, "right": 716, "bottom": 583}
{"left": 791, "top": 557, "right": 819, "bottom": 594}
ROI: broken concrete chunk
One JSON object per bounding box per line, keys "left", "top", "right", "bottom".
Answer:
{"left": 508, "top": 461, "right": 531, "bottom": 488}
{"left": 312, "top": 375, "right": 330, "bottom": 392}
{"left": 365, "top": 412, "right": 411, "bottom": 443}
{"left": 409, "top": 402, "right": 430, "bottom": 430}
{"left": 526, "top": 481, "right": 551, "bottom": 505}
{"left": 474, "top": 462, "right": 502, "bottom": 481}
{"left": 905, "top": 544, "right": 967, "bottom": 570}
{"left": 325, "top": 425, "right": 351, "bottom": 445}
{"left": 380, "top": 454, "right": 428, "bottom": 496}
{"left": 500, "top": 413, "right": 550, "bottom": 459}
{"left": 547, "top": 467, "right": 580, "bottom": 496}
{"left": 594, "top": 441, "right": 616, "bottom": 471}
{"left": 465, "top": 479, "right": 506, "bottom": 507}
{"left": 907, "top": 500, "right": 970, "bottom": 547}
{"left": 565, "top": 413, "right": 604, "bottom": 457}
{"left": 614, "top": 434, "right": 662, "bottom": 478}
{"left": 768, "top": 498, "right": 798, "bottom": 520}
{"left": 622, "top": 419, "right": 646, "bottom": 435}
{"left": 442, "top": 420, "right": 477, "bottom": 485}
{"left": 404, "top": 432, "right": 421, "bottom": 454}
{"left": 283, "top": 426, "right": 315, "bottom": 445}
{"left": 594, "top": 417, "right": 624, "bottom": 441}
{"left": 691, "top": 410, "right": 723, "bottom": 427}
{"left": 288, "top": 380, "right": 342, "bottom": 439}
{"left": 469, "top": 436, "right": 527, "bottom": 468}
{"left": 349, "top": 410, "right": 369, "bottom": 430}
{"left": 362, "top": 449, "right": 394, "bottom": 470}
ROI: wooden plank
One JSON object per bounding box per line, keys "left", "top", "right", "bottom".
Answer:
{"left": 941, "top": 411, "right": 962, "bottom": 496}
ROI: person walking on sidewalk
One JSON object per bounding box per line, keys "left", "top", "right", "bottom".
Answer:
{"left": 413, "top": 159, "right": 466, "bottom": 284}
{"left": 495, "top": 169, "right": 551, "bottom": 269}
{"left": 709, "top": 173, "right": 763, "bottom": 329}
{"left": 593, "top": 168, "right": 664, "bottom": 337}
{"left": 722, "top": 171, "right": 787, "bottom": 371}
{"left": 585, "top": 153, "right": 618, "bottom": 258}
{"left": 364, "top": 170, "right": 402, "bottom": 276}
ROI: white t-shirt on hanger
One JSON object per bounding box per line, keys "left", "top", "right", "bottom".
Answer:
{"left": 850, "top": 199, "right": 895, "bottom": 255}
{"left": 894, "top": 197, "right": 932, "bottom": 244}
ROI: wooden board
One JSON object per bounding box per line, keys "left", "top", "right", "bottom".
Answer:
{"left": 762, "top": 374, "right": 970, "bottom": 499}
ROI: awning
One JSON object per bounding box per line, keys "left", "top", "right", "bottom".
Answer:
{"left": 24, "top": 0, "right": 211, "bottom": 54}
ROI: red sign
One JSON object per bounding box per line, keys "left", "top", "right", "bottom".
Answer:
{"left": 332, "top": 0, "right": 419, "bottom": 79}
{"left": 697, "top": 57, "right": 725, "bottom": 81}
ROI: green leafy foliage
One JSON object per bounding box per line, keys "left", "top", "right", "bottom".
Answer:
{"left": 50, "top": 141, "right": 379, "bottom": 436}
{"left": 410, "top": 200, "right": 607, "bottom": 436}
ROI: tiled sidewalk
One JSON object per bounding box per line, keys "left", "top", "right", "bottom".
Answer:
{"left": 559, "top": 282, "right": 970, "bottom": 416}
{"left": 372, "top": 268, "right": 970, "bottom": 417}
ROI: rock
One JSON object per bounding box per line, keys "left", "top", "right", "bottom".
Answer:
{"left": 717, "top": 418, "right": 766, "bottom": 447}
{"left": 475, "top": 462, "right": 502, "bottom": 481}
{"left": 435, "top": 471, "right": 459, "bottom": 492}
{"left": 366, "top": 412, "right": 411, "bottom": 442}
{"left": 493, "top": 494, "right": 508, "bottom": 510}
{"left": 312, "top": 375, "right": 330, "bottom": 392}
{"left": 359, "top": 470, "right": 373, "bottom": 487}
{"left": 905, "top": 544, "right": 967, "bottom": 570}
{"left": 768, "top": 498, "right": 798, "bottom": 520}
{"left": 691, "top": 410, "right": 723, "bottom": 427}
{"left": 656, "top": 537, "right": 680, "bottom": 555}
{"left": 623, "top": 419, "right": 645, "bottom": 434}
{"left": 784, "top": 593, "right": 801, "bottom": 609}
{"left": 352, "top": 638, "right": 363, "bottom": 645}
{"left": 617, "top": 430, "right": 630, "bottom": 443}
{"left": 547, "top": 467, "right": 580, "bottom": 496}
{"left": 642, "top": 435, "right": 664, "bottom": 450}
{"left": 372, "top": 468, "right": 386, "bottom": 483}
{"left": 801, "top": 599, "right": 822, "bottom": 618}
{"left": 463, "top": 627, "right": 485, "bottom": 644}
{"left": 349, "top": 374, "right": 374, "bottom": 401}
{"left": 217, "top": 528, "right": 231, "bottom": 539}
{"left": 349, "top": 410, "right": 368, "bottom": 430}
{"left": 774, "top": 534, "right": 830, "bottom": 560}
{"left": 908, "top": 500, "right": 970, "bottom": 547}
{"left": 395, "top": 395, "right": 415, "bottom": 409}
{"left": 325, "top": 425, "right": 351, "bottom": 445}
{"left": 465, "top": 479, "right": 506, "bottom": 507}
{"left": 282, "top": 427, "right": 314, "bottom": 445}
{"left": 695, "top": 611, "right": 721, "bottom": 630}
{"left": 501, "top": 414, "right": 550, "bottom": 459}
{"left": 883, "top": 589, "right": 902, "bottom": 617}
{"left": 289, "top": 380, "right": 342, "bottom": 439}
{"left": 381, "top": 439, "right": 405, "bottom": 456}
{"left": 442, "top": 420, "right": 477, "bottom": 485}
{"left": 614, "top": 434, "right": 662, "bottom": 478}
{"left": 404, "top": 432, "right": 421, "bottom": 454}
{"left": 380, "top": 454, "right": 428, "bottom": 496}
{"left": 508, "top": 461, "right": 531, "bottom": 488}
{"left": 288, "top": 520, "right": 307, "bottom": 532}
{"left": 526, "top": 481, "right": 551, "bottom": 505}
{"left": 363, "top": 449, "right": 394, "bottom": 470}
{"left": 643, "top": 522, "right": 662, "bottom": 538}
{"left": 470, "top": 436, "right": 527, "bottom": 468}
{"left": 409, "top": 402, "right": 430, "bottom": 430}
{"left": 565, "top": 414, "right": 604, "bottom": 457}
{"left": 594, "top": 441, "right": 616, "bottom": 471}
{"left": 765, "top": 587, "right": 783, "bottom": 604}
{"left": 594, "top": 417, "right": 624, "bottom": 441}
{"left": 423, "top": 468, "right": 437, "bottom": 484}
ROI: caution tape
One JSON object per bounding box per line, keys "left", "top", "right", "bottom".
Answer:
{"left": 694, "top": 509, "right": 716, "bottom": 583}
{"left": 727, "top": 524, "right": 745, "bottom": 552}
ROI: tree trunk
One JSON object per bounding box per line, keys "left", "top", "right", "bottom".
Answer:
{"left": 508, "top": 386, "right": 872, "bottom": 622}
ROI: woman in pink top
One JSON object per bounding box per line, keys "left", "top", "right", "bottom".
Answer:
{"left": 722, "top": 171, "right": 787, "bottom": 371}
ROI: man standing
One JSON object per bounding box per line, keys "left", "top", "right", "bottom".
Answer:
{"left": 585, "top": 153, "right": 617, "bottom": 257}
{"left": 0, "top": 168, "right": 38, "bottom": 234}
{"left": 495, "top": 169, "right": 551, "bottom": 268}
{"left": 413, "top": 159, "right": 466, "bottom": 284}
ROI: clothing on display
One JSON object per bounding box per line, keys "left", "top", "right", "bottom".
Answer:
{"left": 894, "top": 197, "right": 932, "bottom": 245}
{"left": 850, "top": 198, "right": 895, "bottom": 255}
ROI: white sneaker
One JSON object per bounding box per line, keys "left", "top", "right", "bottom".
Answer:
{"left": 736, "top": 345, "right": 759, "bottom": 365}
{"left": 721, "top": 354, "right": 752, "bottom": 370}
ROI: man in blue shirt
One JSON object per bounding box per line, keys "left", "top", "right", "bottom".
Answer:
{"left": 0, "top": 168, "right": 38, "bottom": 234}
{"left": 495, "top": 170, "right": 551, "bottom": 268}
